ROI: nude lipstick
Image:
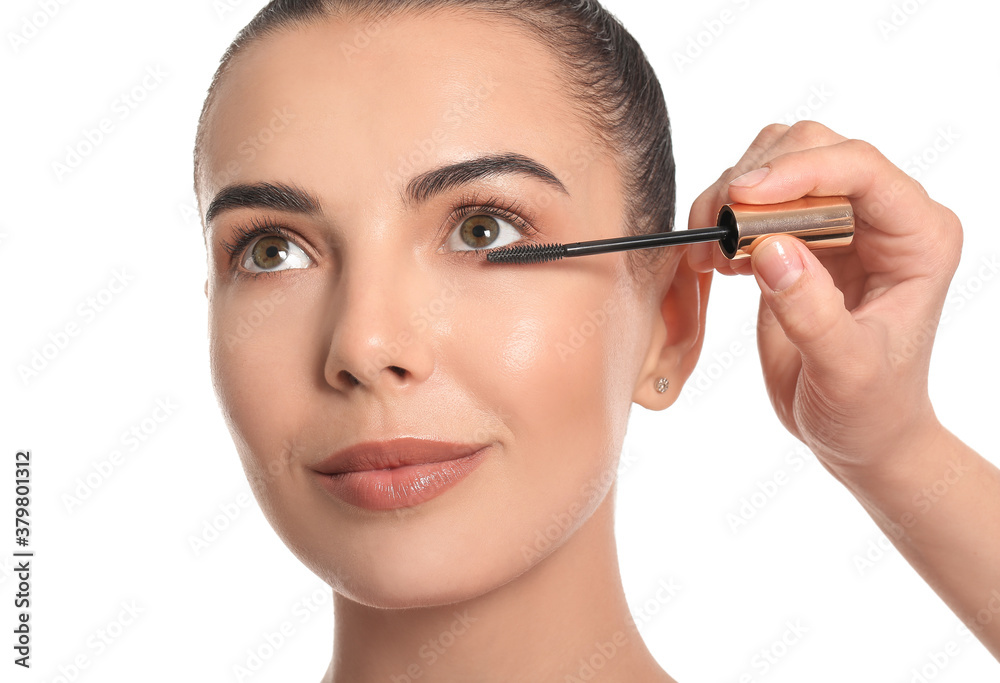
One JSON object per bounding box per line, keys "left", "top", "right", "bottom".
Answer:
{"left": 311, "top": 437, "right": 490, "bottom": 511}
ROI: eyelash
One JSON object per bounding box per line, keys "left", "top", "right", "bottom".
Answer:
{"left": 445, "top": 192, "right": 539, "bottom": 256}
{"left": 219, "top": 194, "right": 540, "bottom": 279}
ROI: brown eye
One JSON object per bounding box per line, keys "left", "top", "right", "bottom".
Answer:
{"left": 459, "top": 215, "right": 501, "bottom": 249}
{"left": 240, "top": 234, "right": 312, "bottom": 274}
{"left": 251, "top": 236, "right": 289, "bottom": 269}
{"left": 443, "top": 212, "right": 523, "bottom": 253}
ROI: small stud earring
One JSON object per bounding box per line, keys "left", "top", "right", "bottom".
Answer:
{"left": 655, "top": 377, "right": 669, "bottom": 393}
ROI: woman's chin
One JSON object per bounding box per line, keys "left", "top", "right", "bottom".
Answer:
{"left": 324, "top": 561, "right": 512, "bottom": 610}
{"left": 282, "top": 525, "right": 533, "bottom": 609}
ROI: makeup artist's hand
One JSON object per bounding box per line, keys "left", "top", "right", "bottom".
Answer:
{"left": 686, "top": 120, "right": 961, "bottom": 476}
{"left": 686, "top": 120, "right": 1000, "bottom": 660}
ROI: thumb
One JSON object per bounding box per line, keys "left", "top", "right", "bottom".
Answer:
{"left": 751, "top": 235, "right": 862, "bottom": 380}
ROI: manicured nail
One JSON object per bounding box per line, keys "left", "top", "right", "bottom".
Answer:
{"left": 729, "top": 166, "right": 771, "bottom": 188}
{"left": 755, "top": 238, "right": 803, "bottom": 292}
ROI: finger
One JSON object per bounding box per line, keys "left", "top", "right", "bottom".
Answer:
{"left": 750, "top": 234, "right": 872, "bottom": 383}
{"left": 688, "top": 167, "right": 735, "bottom": 237}
{"left": 686, "top": 235, "right": 755, "bottom": 276}
{"left": 723, "top": 121, "right": 846, "bottom": 198}
{"left": 696, "top": 121, "right": 846, "bottom": 215}
{"left": 687, "top": 125, "right": 794, "bottom": 233}
{"left": 688, "top": 122, "right": 848, "bottom": 276}
{"left": 748, "top": 120, "right": 847, "bottom": 168}
{"left": 726, "top": 139, "right": 963, "bottom": 281}
{"left": 710, "top": 243, "right": 754, "bottom": 276}
{"left": 686, "top": 240, "right": 715, "bottom": 273}
{"left": 755, "top": 294, "right": 803, "bottom": 440}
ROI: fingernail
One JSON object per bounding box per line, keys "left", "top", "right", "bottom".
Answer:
{"left": 755, "top": 238, "right": 803, "bottom": 292}
{"left": 729, "top": 166, "right": 771, "bottom": 188}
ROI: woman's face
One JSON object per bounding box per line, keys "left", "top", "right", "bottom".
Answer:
{"left": 199, "top": 10, "right": 698, "bottom": 607}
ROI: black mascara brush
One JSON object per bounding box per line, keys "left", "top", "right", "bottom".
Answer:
{"left": 486, "top": 196, "right": 855, "bottom": 264}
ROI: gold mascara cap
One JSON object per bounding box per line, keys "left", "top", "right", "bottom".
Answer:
{"left": 717, "top": 196, "right": 855, "bottom": 261}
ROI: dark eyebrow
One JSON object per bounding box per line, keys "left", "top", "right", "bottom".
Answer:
{"left": 205, "top": 182, "right": 321, "bottom": 224}
{"left": 205, "top": 154, "right": 567, "bottom": 225}
{"left": 405, "top": 153, "right": 569, "bottom": 204}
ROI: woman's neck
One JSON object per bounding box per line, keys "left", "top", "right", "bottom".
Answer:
{"left": 323, "top": 489, "right": 677, "bottom": 682}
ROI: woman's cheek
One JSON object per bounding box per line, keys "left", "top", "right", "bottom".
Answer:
{"left": 445, "top": 267, "right": 625, "bottom": 513}
{"left": 208, "top": 285, "right": 313, "bottom": 491}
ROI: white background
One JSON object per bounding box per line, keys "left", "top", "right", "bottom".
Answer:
{"left": 2, "top": 0, "right": 998, "bottom": 681}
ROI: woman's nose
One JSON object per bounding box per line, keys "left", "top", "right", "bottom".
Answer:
{"left": 322, "top": 260, "right": 440, "bottom": 393}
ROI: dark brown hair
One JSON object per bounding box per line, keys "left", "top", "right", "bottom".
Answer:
{"left": 194, "top": 0, "right": 676, "bottom": 278}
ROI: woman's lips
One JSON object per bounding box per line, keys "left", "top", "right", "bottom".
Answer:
{"left": 310, "top": 438, "right": 491, "bottom": 511}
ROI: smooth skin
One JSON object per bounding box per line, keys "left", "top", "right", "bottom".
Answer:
{"left": 197, "top": 10, "right": 998, "bottom": 683}
{"left": 687, "top": 121, "right": 1000, "bottom": 660}
{"left": 201, "top": 12, "right": 692, "bottom": 683}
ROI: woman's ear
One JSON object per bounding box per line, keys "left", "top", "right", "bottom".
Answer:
{"left": 632, "top": 250, "right": 713, "bottom": 409}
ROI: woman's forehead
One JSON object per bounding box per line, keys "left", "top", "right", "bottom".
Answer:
{"left": 199, "top": 12, "right": 595, "bottom": 193}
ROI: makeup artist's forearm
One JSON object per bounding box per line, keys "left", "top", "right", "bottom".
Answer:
{"left": 841, "top": 428, "right": 1000, "bottom": 660}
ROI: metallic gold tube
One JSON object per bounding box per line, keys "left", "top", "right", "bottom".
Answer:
{"left": 717, "top": 196, "right": 855, "bottom": 261}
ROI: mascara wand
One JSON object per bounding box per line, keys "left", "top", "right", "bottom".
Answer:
{"left": 486, "top": 196, "right": 855, "bottom": 264}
